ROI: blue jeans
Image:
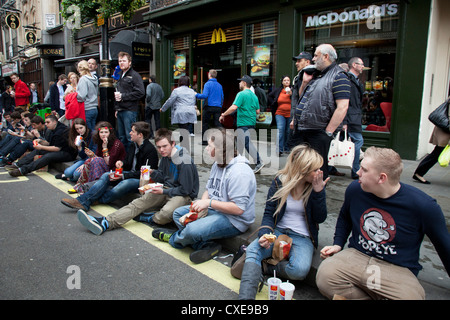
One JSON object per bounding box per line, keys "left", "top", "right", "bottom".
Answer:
{"left": 245, "top": 227, "right": 314, "bottom": 280}
{"left": 117, "top": 110, "right": 137, "bottom": 151}
{"left": 77, "top": 171, "right": 139, "bottom": 210}
{"left": 170, "top": 206, "right": 242, "bottom": 251}
{"left": 348, "top": 131, "right": 363, "bottom": 177}
{"left": 64, "top": 159, "right": 85, "bottom": 181}
{"left": 85, "top": 108, "right": 98, "bottom": 131}
{"left": 275, "top": 115, "right": 290, "bottom": 153}
{"left": 0, "top": 135, "right": 21, "bottom": 156}
{"left": 236, "top": 126, "right": 261, "bottom": 165}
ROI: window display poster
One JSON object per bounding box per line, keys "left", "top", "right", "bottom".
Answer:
{"left": 251, "top": 45, "right": 270, "bottom": 77}
{"left": 174, "top": 54, "right": 186, "bottom": 79}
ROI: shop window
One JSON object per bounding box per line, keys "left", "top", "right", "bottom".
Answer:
{"left": 245, "top": 20, "right": 278, "bottom": 112}
{"left": 171, "top": 35, "right": 190, "bottom": 89}
{"left": 303, "top": 1, "right": 399, "bottom": 132}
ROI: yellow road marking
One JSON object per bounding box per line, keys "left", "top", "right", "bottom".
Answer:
{"left": 35, "top": 171, "right": 269, "bottom": 299}
{"left": 0, "top": 171, "right": 29, "bottom": 182}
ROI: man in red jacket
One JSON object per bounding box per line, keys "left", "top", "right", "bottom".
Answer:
{"left": 10, "top": 73, "right": 31, "bottom": 109}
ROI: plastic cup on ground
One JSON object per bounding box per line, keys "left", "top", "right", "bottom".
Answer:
{"left": 279, "top": 281, "right": 295, "bottom": 300}
{"left": 267, "top": 277, "right": 281, "bottom": 300}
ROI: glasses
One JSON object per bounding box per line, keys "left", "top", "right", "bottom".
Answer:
{"left": 355, "top": 62, "right": 365, "bottom": 66}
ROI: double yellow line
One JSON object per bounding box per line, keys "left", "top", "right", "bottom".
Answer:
{"left": 35, "top": 171, "right": 269, "bottom": 300}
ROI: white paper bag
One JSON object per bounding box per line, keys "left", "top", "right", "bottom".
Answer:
{"left": 327, "top": 130, "right": 355, "bottom": 169}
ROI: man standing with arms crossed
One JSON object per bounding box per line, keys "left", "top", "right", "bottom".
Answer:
{"left": 289, "top": 44, "right": 350, "bottom": 179}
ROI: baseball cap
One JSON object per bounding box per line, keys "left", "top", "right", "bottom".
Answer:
{"left": 237, "top": 75, "right": 252, "bottom": 86}
{"left": 293, "top": 51, "right": 313, "bottom": 62}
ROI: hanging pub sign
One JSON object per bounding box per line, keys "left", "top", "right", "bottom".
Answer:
{"left": 132, "top": 42, "right": 153, "bottom": 62}
{"left": 5, "top": 13, "right": 20, "bottom": 29}
{"left": 26, "top": 32, "right": 37, "bottom": 45}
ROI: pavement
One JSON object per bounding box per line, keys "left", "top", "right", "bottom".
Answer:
{"left": 50, "top": 138, "right": 450, "bottom": 299}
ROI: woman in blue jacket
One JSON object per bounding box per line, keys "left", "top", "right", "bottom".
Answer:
{"left": 239, "top": 144, "right": 329, "bottom": 299}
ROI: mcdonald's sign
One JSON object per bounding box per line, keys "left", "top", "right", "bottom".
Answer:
{"left": 211, "top": 28, "right": 226, "bottom": 44}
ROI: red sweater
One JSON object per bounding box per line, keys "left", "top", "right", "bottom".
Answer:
{"left": 14, "top": 79, "right": 31, "bottom": 106}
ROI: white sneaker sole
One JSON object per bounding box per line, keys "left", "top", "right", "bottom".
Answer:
{"left": 77, "top": 210, "right": 104, "bottom": 235}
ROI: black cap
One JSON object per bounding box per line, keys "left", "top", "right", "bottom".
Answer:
{"left": 293, "top": 51, "right": 312, "bottom": 62}
{"left": 237, "top": 75, "right": 252, "bottom": 86}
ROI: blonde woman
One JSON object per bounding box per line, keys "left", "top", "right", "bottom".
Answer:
{"left": 76, "top": 60, "right": 98, "bottom": 130}
{"left": 239, "top": 144, "right": 329, "bottom": 299}
{"left": 64, "top": 72, "right": 79, "bottom": 98}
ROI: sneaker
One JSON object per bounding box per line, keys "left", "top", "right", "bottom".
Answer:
{"left": 253, "top": 162, "right": 265, "bottom": 174}
{"left": 189, "top": 243, "right": 222, "bottom": 264}
{"left": 77, "top": 210, "right": 109, "bottom": 235}
{"left": 4, "top": 163, "right": 18, "bottom": 171}
{"left": 0, "top": 160, "right": 11, "bottom": 167}
{"left": 9, "top": 168, "right": 23, "bottom": 177}
{"left": 133, "top": 212, "right": 156, "bottom": 224}
{"left": 152, "top": 228, "right": 173, "bottom": 242}
{"left": 61, "top": 198, "right": 85, "bottom": 210}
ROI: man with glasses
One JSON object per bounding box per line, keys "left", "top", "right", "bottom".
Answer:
{"left": 344, "top": 57, "right": 365, "bottom": 179}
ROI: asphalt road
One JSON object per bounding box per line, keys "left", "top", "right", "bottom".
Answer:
{"left": 0, "top": 167, "right": 324, "bottom": 303}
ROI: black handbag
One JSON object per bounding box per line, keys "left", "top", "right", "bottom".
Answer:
{"left": 428, "top": 98, "right": 450, "bottom": 133}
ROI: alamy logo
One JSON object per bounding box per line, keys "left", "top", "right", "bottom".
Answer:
{"left": 65, "top": 5, "right": 81, "bottom": 30}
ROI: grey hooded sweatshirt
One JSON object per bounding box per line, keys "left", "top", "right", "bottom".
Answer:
{"left": 206, "top": 155, "right": 256, "bottom": 232}
{"left": 77, "top": 75, "right": 99, "bottom": 111}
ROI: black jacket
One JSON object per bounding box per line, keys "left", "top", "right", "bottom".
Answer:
{"left": 48, "top": 122, "right": 77, "bottom": 158}
{"left": 344, "top": 73, "right": 364, "bottom": 133}
{"left": 49, "top": 83, "right": 67, "bottom": 112}
{"left": 122, "top": 139, "right": 159, "bottom": 180}
{"left": 259, "top": 176, "right": 327, "bottom": 249}
{"left": 114, "top": 68, "right": 145, "bottom": 113}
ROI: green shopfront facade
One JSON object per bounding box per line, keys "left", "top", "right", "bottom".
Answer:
{"left": 146, "top": 0, "right": 446, "bottom": 160}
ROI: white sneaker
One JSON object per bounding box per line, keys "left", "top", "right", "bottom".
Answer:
{"left": 190, "top": 133, "right": 195, "bottom": 137}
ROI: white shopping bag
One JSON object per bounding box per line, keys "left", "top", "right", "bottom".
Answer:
{"left": 327, "top": 130, "right": 355, "bottom": 169}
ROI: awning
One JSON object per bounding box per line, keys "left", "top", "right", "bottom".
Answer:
{"left": 54, "top": 52, "right": 100, "bottom": 68}
{"left": 109, "top": 30, "right": 149, "bottom": 61}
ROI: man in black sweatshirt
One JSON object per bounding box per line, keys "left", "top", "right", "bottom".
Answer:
{"left": 8, "top": 115, "right": 76, "bottom": 176}
{"left": 76, "top": 128, "right": 199, "bottom": 235}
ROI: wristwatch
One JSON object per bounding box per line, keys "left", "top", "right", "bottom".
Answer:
{"left": 326, "top": 131, "right": 333, "bottom": 137}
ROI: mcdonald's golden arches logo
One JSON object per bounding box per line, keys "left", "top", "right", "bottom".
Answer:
{"left": 211, "top": 28, "right": 226, "bottom": 44}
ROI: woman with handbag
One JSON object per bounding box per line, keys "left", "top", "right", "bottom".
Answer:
{"left": 413, "top": 98, "right": 450, "bottom": 184}
{"left": 238, "top": 144, "right": 329, "bottom": 300}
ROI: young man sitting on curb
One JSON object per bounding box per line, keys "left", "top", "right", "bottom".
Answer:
{"left": 8, "top": 115, "right": 77, "bottom": 177}
{"left": 316, "top": 147, "right": 450, "bottom": 300}
{"left": 153, "top": 128, "right": 256, "bottom": 264}
{"left": 60, "top": 121, "right": 159, "bottom": 211}
{"left": 76, "top": 128, "right": 199, "bottom": 235}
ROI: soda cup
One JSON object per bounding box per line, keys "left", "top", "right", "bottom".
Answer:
{"left": 267, "top": 277, "right": 281, "bottom": 300}
{"left": 114, "top": 167, "right": 123, "bottom": 177}
{"left": 279, "top": 281, "right": 295, "bottom": 300}
{"left": 75, "top": 135, "right": 83, "bottom": 147}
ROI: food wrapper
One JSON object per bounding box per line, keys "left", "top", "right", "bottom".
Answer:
{"left": 138, "top": 183, "right": 163, "bottom": 195}
{"left": 179, "top": 202, "right": 208, "bottom": 225}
